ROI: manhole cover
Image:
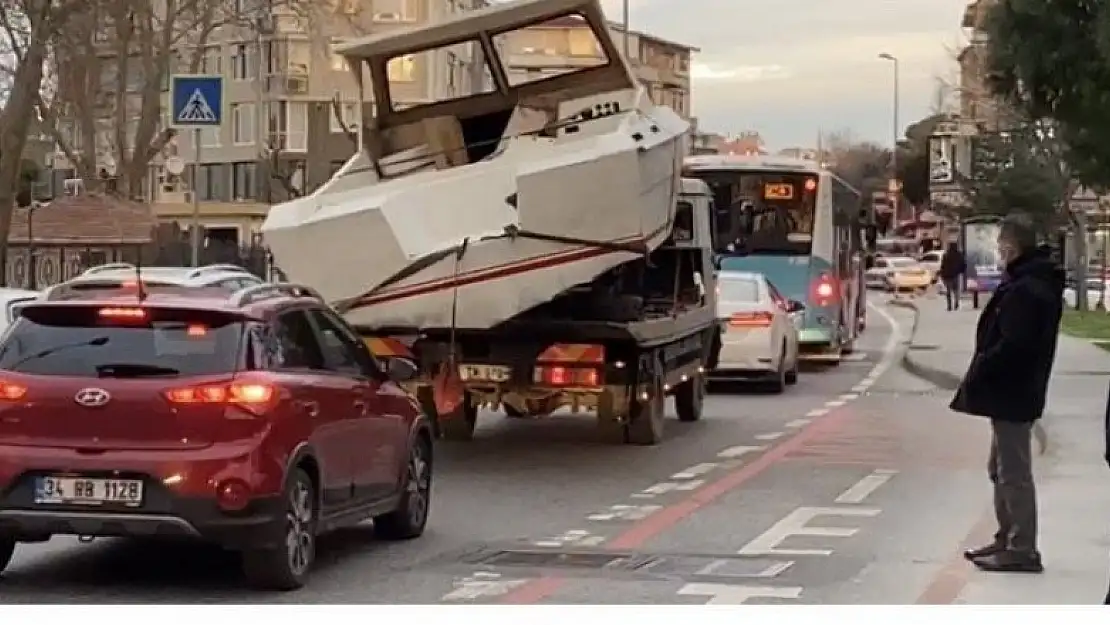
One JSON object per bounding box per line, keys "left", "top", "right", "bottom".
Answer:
{"left": 908, "top": 344, "right": 940, "bottom": 351}
{"left": 468, "top": 549, "right": 651, "bottom": 570}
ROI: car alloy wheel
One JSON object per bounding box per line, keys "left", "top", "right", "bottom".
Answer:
{"left": 406, "top": 442, "right": 431, "bottom": 529}
{"left": 286, "top": 479, "right": 315, "bottom": 578}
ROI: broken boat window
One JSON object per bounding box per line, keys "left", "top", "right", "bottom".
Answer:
{"left": 388, "top": 38, "right": 495, "bottom": 109}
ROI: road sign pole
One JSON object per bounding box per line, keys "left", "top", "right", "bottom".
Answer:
{"left": 190, "top": 128, "right": 202, "bottom": 267}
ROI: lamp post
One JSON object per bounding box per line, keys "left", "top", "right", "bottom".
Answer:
{"left": 879, "top": 53, "right": 900, "bottom": 221}
{"left": 621, "top": 0, "right": 630, "bottom": 61}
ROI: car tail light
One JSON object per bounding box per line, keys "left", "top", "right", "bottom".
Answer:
{"left": 729, "top": 312, "right": 773, "bottom": 327}
{"left": 165, "top": 383, "right": 277, "bottom": 413}
{"left": 0, "top": 379, "right": 27, "bottom": 400}
{"left": 813, "top": 274, "right": 837, "bottom": 305}
{"left": 533, "top": 365, "right": 601, "bottom": 387}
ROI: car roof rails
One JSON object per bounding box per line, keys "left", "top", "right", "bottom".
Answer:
{"left": 187, "top": 264, "right": 251, "bottom": 279}
{"left": 231, "top": 283, "right": 323, "bottom": 307}
{"left": 83, "top": 262, "right": 136, "bottom": 275}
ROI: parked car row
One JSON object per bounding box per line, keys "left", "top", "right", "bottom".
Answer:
{"left": 0, "top": 264, "right": 433, "bottom": 591}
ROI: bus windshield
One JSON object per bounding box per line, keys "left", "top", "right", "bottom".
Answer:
{"left": 694, "top": 170, "right": 817, "bottom": 256}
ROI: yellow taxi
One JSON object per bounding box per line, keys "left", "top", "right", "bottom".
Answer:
{"left": 886, "top": 257, "right": 932, "bottom": 291}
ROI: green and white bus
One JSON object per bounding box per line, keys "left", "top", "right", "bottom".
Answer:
{"left": 684, "top": 154, "right": 868, "bottom": 361}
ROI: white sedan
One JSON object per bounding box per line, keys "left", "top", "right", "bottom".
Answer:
{"left": 1064, "top": 278, "right": 1110, "bottom": 310}
{"left": 712, "top": 271, "right": 801, "bottom": 393}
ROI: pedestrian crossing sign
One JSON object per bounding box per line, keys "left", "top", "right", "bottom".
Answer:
{"left": 170, "top": 74, "right": 223, "bottom": 128}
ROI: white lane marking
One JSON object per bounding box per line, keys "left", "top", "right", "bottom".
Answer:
{"left": 533, "top": 529, "right": 604, "bottom": 547}
{"left": 718, "top": 445, "right": 765, "bottom": 458}
{"left": 678, "top": 583, "right": 802, "bottom": 604}
{"left": 851, "top": 383, "right": 870, "bottom": 393}
{"left": 834, "top": 470, "right": 897, "bottom": 505}
{"left": 695, "top": 559, "right": 796, "bottom": 578}
{"left": 442, "top": 572, "right": 530, "bottom": 600}
{"left": 824, "top": 400, "right": 846, "bottom": 408}
{"left": 755, "top": 432, "right": 783, "bottom": 441}
{"left": 784, "top": 418, "right": 810, "bottom": 428}
{"left": 737, "top": 506, "right": 881, "bottom": 556}
{"left": 805, "top": 408, "right": 828, "bottom": 418}
{"left": 632, "top": 479, "right": 706, "bottom": 498}
{"left": 587, "top": 504, "right": 662, "bottom": 521}
{"left": 672, "top": 462, "right": 719, "bottom": 479}
{"left": 839, "top": 393, "right": 858, "bottom": 401}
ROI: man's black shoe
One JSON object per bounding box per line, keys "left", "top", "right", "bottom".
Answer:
{"left": 972, "top": 551, "right": 1044, "bottom": 573}
{"left": 962, "top": 543, "right": 1004, "bottom": 561}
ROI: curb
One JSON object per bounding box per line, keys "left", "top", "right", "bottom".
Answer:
{"left": 889, "top": 298, "right": 1049, "bottom": 456}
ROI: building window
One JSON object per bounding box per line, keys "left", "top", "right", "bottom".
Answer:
{"left": 329, "top": 101, "right": 358, "bottom": 133}
{"left": 201, "top": 45, "right": 222, "bottom": 74}
{"left": 192, "top": 163, "right": 227, "bottom": 201}
{"left": 232, "top": 103, "right": 255, "bottom": 144}
{"left": 331, "top": 42, "right": 348, "bottom": 71}
{"left": 287, "top": 41, "right": 311, "bottom": 75}
{"left": 387, "top": 55, "right": 415, "bottom": 81}
{"left": 268, "top": 101, "right": 308, "bottom": 152}
{"left": 231, "top": 43, "right": 256, "bottom": 80}
{"left": 232, "top": 162, "right": 256, "bottom": 200}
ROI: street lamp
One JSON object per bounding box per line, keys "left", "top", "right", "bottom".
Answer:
{"left": 879, "top": 53, "right": 900, "bottom": 221}
{"left": 621, "top": 0, "right": 630, "bottom": 61}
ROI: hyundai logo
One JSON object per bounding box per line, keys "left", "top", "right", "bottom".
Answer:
{"left": 74, "top": 388, "right": 111, "bottom": 408}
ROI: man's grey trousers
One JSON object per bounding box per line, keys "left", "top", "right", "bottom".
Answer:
{"left": 988, "top": 419, "right": 1037, "bottom": 554}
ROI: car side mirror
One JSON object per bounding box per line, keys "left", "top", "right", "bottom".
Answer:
{"left": 786, "top": 299, "right": 805, "bottom": 313}
{"left": 385, "top": 357, "right": 418, "bottom": 382}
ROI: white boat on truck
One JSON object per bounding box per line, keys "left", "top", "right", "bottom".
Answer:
{"left": 260, "top": 0, "right": 688, "bottom": 330}
{"left": 372, "top": 180, "right": 722, "bottom": 446}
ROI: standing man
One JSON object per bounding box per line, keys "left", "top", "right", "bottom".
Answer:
{"left": 939, "top": 241, "right": 967, "bottom": 311}
{"left": 952, "top": 213, "right": 1063, "bottom": 573}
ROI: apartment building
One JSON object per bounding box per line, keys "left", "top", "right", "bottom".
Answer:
{"left": 499, "top": 16, "right": 696, "bottom": 121}
{"left": 49, "top": 0, "right": 491, "bottom": 244}
{"left": 958, "top": 0, "right": 1004, "bottom": 129}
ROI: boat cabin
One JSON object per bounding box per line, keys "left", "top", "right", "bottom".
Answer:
{"left": 333, "top": 0, "right": 637, "bottom": 179}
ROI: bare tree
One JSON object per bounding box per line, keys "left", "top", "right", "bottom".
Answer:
{"left": 38, "top": 0, "right": 343, "bottom": 200}
{"left": 0, "top": 0, "right": 87, "bottom": 256}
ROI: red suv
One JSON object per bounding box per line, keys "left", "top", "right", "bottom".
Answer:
{"left": 0, "top": 281, "right": 433, "bottom": 590}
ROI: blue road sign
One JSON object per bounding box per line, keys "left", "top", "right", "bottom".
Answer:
{"left": 170, "top": 74, "right": 223, "bottom": 127}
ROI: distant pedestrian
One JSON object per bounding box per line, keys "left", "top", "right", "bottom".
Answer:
{"left": 951, "top": 213, "right": 1063, "bottom": 574}
{"left": 938, "top": 242, "right": 967, "bottom": 311}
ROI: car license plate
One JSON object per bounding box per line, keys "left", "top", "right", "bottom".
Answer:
{"left": 34, "top": 476, "right": 143, "bottom": 506}
{"left": 458, "top": 364, "right": 511, "bottom": 382}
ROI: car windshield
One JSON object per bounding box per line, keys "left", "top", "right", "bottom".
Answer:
{"left": 719, "top": 278, "right": 760, "bottom": 302}
{"left": 0, "top": 305, "right": 244, "bottom": 377}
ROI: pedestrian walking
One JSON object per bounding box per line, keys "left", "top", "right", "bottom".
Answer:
{"left": 938, "top": 242, "right": 966, "bottom": 311}
{"left": 950, "top": 213, "right": 1063, "bottom": 574}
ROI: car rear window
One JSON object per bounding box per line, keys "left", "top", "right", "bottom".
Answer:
{"left": 0, "top": 305, "right": 245, "bottom": 377}
{"left": 720, "top": 278, "right": 760, "bottom": 302}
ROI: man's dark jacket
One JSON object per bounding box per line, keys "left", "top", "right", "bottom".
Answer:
{"left": 950, "top": 248, "right": 1064, "bottom": 422}
{"left": 938, "top": 249, "right": 966, "bottom": 280}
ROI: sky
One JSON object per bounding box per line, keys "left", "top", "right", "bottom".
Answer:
{"left": 598, "top": 0, "right": 971, "bottom": 151}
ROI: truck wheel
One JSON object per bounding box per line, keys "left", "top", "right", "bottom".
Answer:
{"left": 674, "top": 375, "right": 705, "bottom": 422}
{"left": 503, "top": 404, "right": 527, "bottom": 419}
{"left": 0, "top": 536, "right": 15, "bottom": 575}
{"left": 439, "top": 398, "right": 478, "bottom": 441}
{"left": 626, "top": 385, "right": 666, "bottom": 446}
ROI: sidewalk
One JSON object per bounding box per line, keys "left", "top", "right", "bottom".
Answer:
{"left": 899, "top": 296, "right": 1110, "bottom": 604}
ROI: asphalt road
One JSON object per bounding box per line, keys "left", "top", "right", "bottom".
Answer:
{"left": 0, "top": 301, "right": 991, "bottom": 604}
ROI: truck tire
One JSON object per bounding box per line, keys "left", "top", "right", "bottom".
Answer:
{"left": 674, "top": 375, "right": 705, "bottom": 422}
{"left": 439, "top": 397, "right": 478, "bottom": 441}
{"left": 503, "top": 404, "right": 527, "bottom": 418}
{"left": 626, "top": 384, "right": 666, "bottom": 445}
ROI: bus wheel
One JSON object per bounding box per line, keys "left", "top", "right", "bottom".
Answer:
{"left": 841, "top": 341, "right": 855, "bottom": 355}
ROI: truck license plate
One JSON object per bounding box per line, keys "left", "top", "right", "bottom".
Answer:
{"left": 34, "top": 476, "right": 143, "bottom": 507}
{"left": 458, "top": 364, "right": 511, "bottom": 382}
